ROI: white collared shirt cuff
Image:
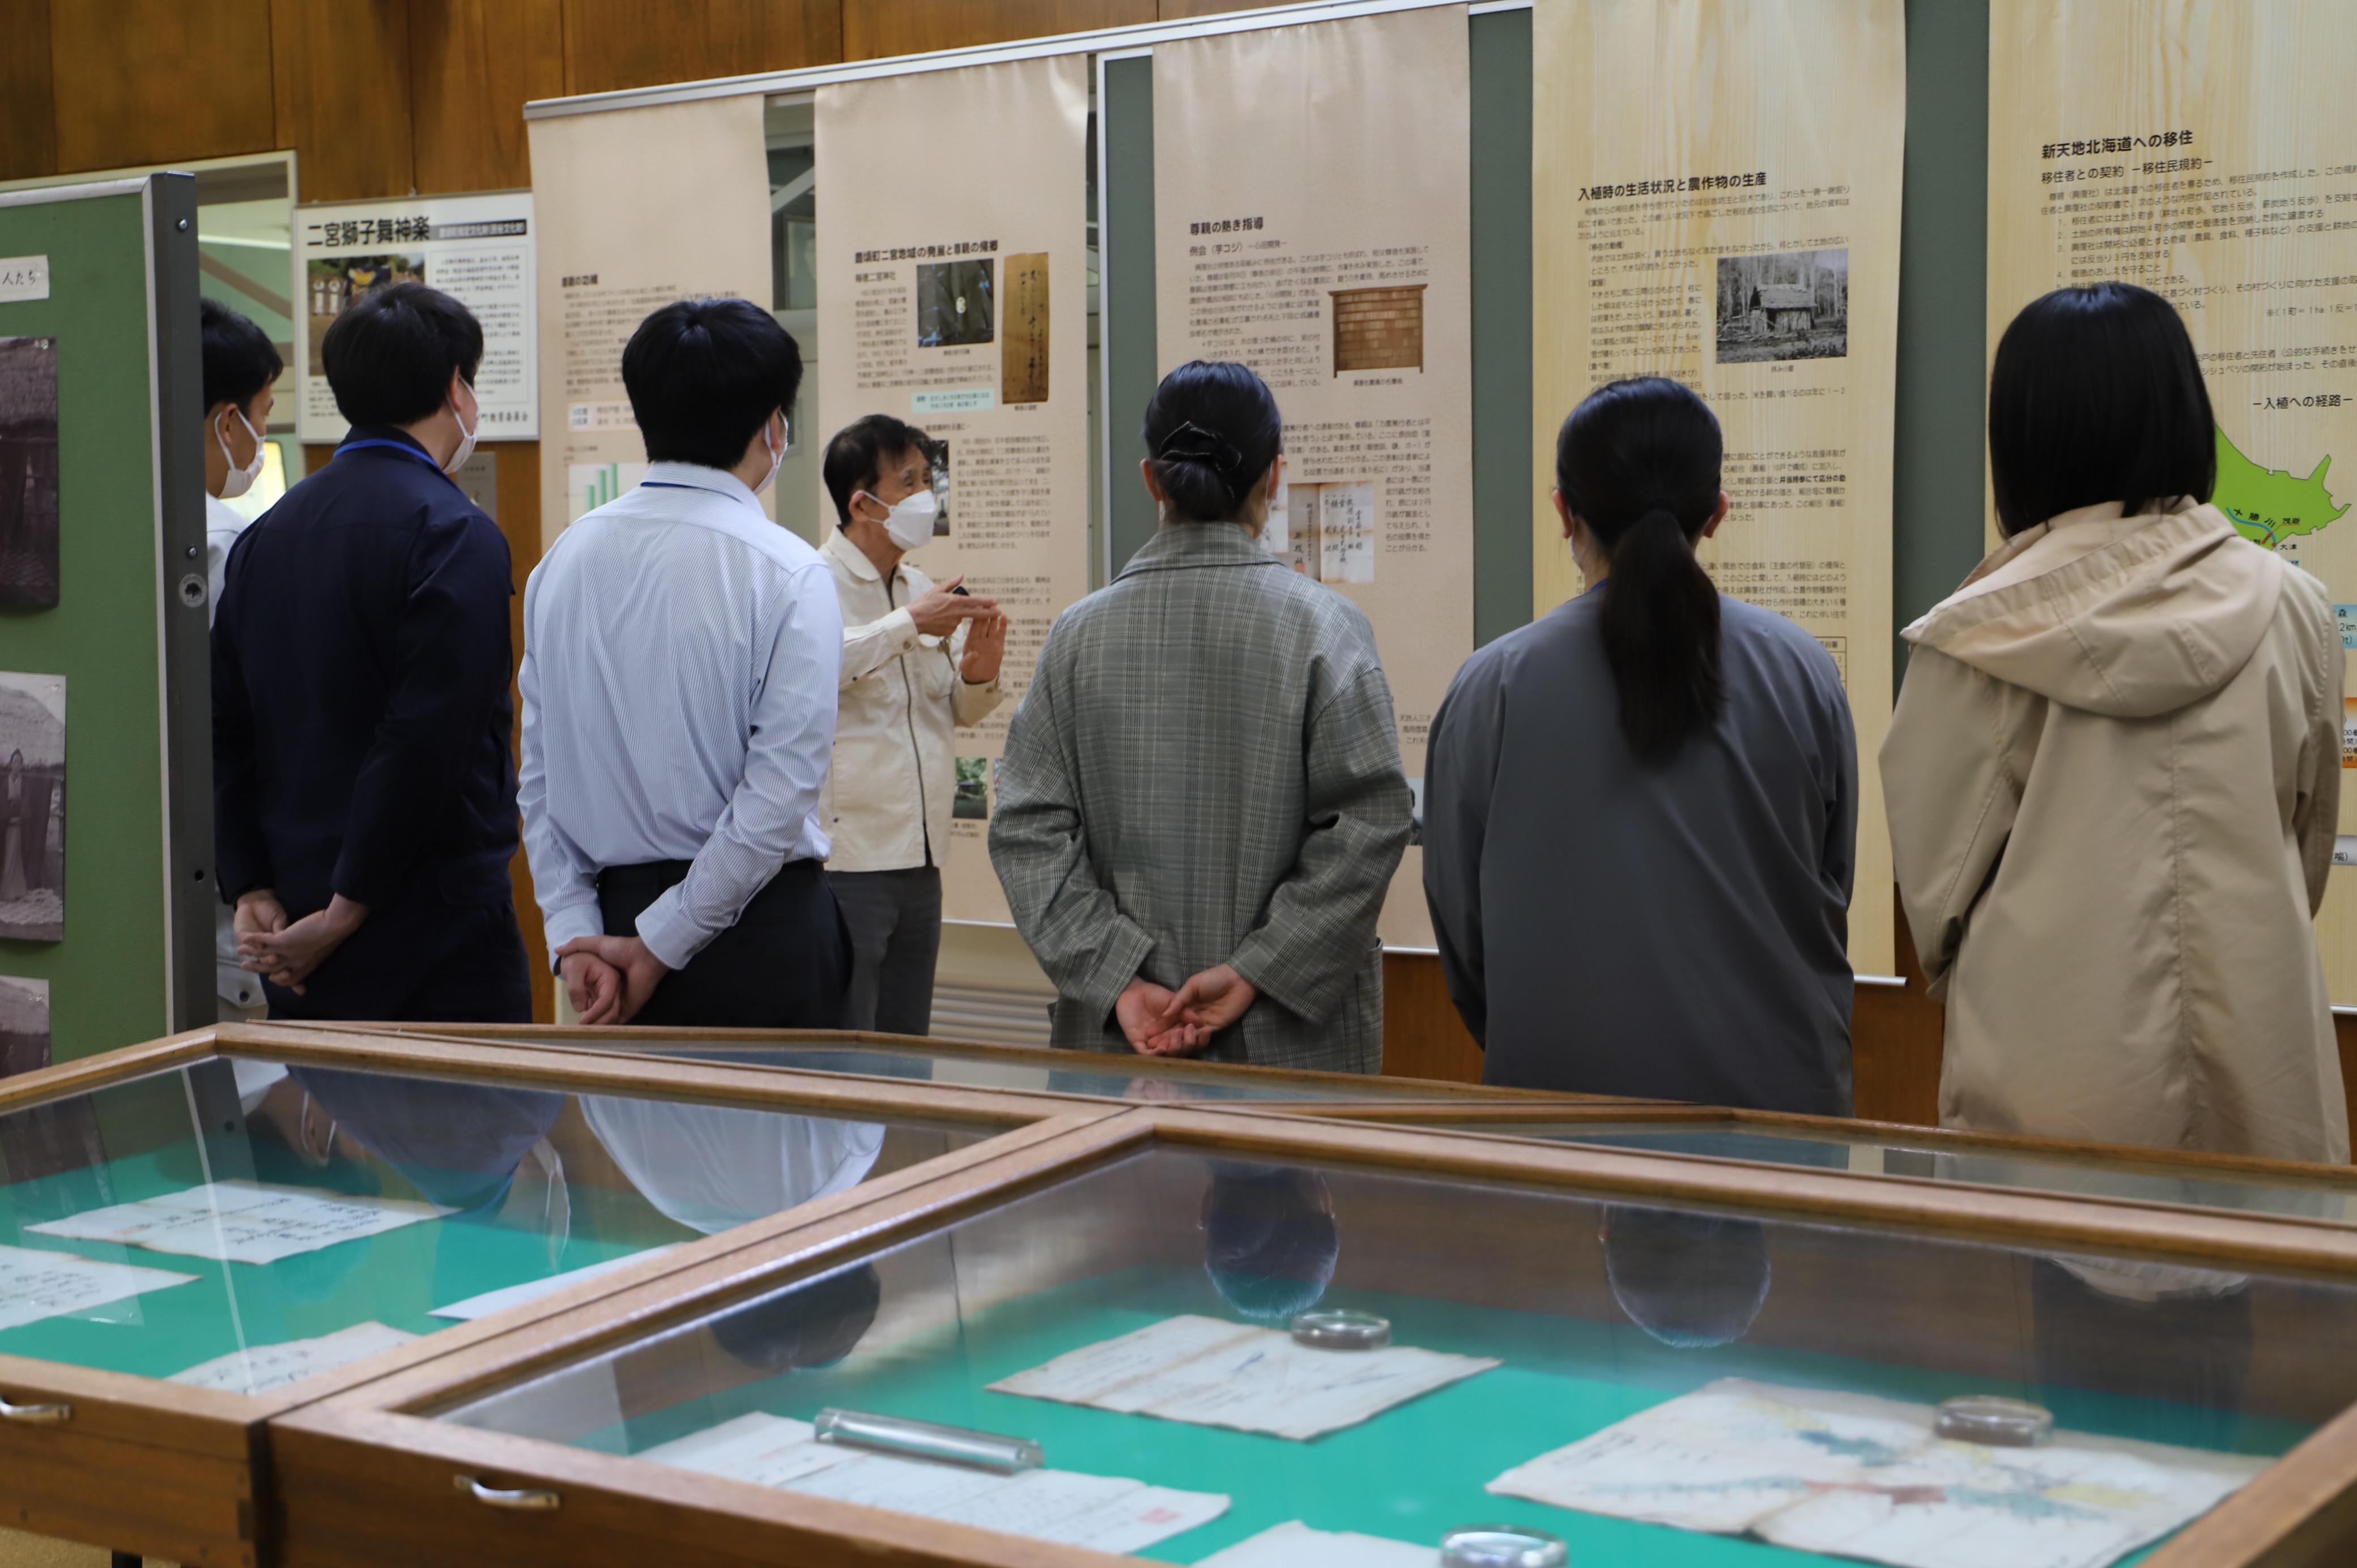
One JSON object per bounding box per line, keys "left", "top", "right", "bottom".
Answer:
{"left": 632, "top": 888, "right": 705, "bottom": 973}
{"left": 541, "top": 905, "right": 606, "bottom": 973}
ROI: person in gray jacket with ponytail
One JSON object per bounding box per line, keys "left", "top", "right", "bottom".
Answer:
{"left": 1422, "top": 377, "right": 1856, "bottom": 1111}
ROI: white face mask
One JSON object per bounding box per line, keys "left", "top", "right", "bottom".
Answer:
{"left": 754, "top": 422, "right": 783, "bottom": 496}
{"left": 442, "top": 386, "right": 480, "bottom": 476}
{"left": 215, "top": 406, "right": 265, "bottom": 500}
{"left": 865, "top": 488, "right": 938, "bottom": 551}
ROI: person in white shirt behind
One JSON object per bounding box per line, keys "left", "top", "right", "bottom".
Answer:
{"left": 520, "top": 299, "right": 847, "bottom": 1028}
{"left": 199, "top": 297, "right": 281, "bottom": 1021}
{"left": 817, "top": 416, "right": 1006, "bottom": 1036}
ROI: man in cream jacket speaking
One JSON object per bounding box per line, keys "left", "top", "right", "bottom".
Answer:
{"left": 818, "top": 415, "right": 1006, "bottom": 1036}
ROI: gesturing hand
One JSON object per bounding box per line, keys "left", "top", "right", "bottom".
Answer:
{"left": 959, "top": 611, "right": 1009, "bottom": 684}
{"left": 907, "top": 576, "right": 1000, "bottom": 637}
{"left": 1163, "top": 964, "right": 1259, "bottom": 1037}
{"left": 239, "top": 893, "right": 369, "bottom": 995}
{"left": 1116, "top": 975, "right": 1203, "bottom": 1058}
{"left": 552, "top": 935, "right": 670, "bottom": 1025}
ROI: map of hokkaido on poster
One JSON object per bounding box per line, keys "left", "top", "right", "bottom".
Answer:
{"left": 1988, "top": 0, "right": 2357, "bottom": 1000}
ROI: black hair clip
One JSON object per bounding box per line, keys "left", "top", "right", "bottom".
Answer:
{"left": 1156, "top": 421, "right": 1244, "bottom": 473}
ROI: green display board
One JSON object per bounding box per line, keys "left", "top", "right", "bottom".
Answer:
{"left": 0, "top": 175, "right": 214, "bottom": 1064}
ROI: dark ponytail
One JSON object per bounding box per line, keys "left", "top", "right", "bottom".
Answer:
{"left": 1556, "top": 377, "right": 1726, "bottom": 764}
{"left": 1141, "top": 360, "right": 1283, "bottom": 522}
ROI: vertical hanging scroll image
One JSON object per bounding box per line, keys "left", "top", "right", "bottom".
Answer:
{"left": 1002, "top": 253, "right": 1050, "bottom": 406}
{"left": 0, "top": 336, "right": 60, "bottom": 611}
{"left": 0, "top": 672, "right": 63, "bottom": 943}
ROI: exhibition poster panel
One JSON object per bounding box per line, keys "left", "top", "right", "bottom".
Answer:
{"left": 1533, "top": 0, "right": 1904, "bottom": 976}
{"left": 1152, "top": 5, "right": 1477, "bottom": 949}
{"left": 296, "top": 191, "right": 538, "bottom": 444}
{"left": 816, "top": 56, "right": 1093, "bottom": 924}
{"left": 526, "top": 97, "right": 773, "bottom": 554}
{"left": 0, "top": 189, "right": 176, "bottom": 1061}
{"left": 1988, "top": 0, "right": 2357, "bottom": 1004}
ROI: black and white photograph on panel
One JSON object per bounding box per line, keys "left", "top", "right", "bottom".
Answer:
{"left": 1715, "top": 249, "right": 1849, "bottom": 364}
{"left": 0, "top": 975, "right": 50, "bottom": 1076}
{"left": 0, "top": 337, "right": 61, "bottom": 610}
{"left": 917, "top": 259, "right": 995, "bottom": 347}
{"left": 0, "top": 672, "right": 65, "bottom": 941}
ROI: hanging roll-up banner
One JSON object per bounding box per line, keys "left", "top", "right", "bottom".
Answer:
{"left": 1989, "top": 0, "right": 2357, "bottom": 1002}
{"left": 816, "top": 56, "right": 1093, "bottom": 924}
{"left": 1533, "top": 0, "right": 1906, "bottom": 976}
{"left": 526, "top": 97, "right": 774, "bottom": 553}
{"left": 1152, "top": 5, "right": 1477, "bottom": 949}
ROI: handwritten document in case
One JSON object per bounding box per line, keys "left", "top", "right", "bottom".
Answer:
{"left": 27, "top": 1181, "right": 452, "bottom": 1266}
{"left": 0, "top": 1243, "right": 196, "bottom": 1332}
{"left": 639, "top": 1412, "right": 1227, "bottom": 1554}
{"left": 989, "top": 1313, "right": 1499, "bottom": 1441}
{"left": 1488, "top": 1377, "right": 2266, "bottom": 1568}
{"left": 169, "top": 1320, "right": 422, "bottom": 1396}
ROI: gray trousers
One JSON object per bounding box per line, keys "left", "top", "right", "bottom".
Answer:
{"left": 828, "top": 866, "right": 942, "bottom": 1037}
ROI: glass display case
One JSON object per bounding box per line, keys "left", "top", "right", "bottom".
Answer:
{"left": 263, "top": 1021, "right": 1627, "bottom": 1108}
{"left": 0, "top": 1025, "right": 1108, "bottom": 1568}
{"left": 1287, "top": 1103, "right": 2357, "bottom": 1228}
{"left": 270, "top": 1106, "right": 2357, "bottom": 1568}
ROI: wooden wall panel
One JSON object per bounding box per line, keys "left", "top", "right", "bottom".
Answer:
{"left": 560, "top": 0, "right": 841, "bottom": 97}
{"left": 271, "top": 0, "right": 414, "bottom": 202}
{"left": 409, "top": 0, "right": 566, "bottom": 196}
{"left": 1381, "top": 951, "right": 1484, "bottom": 1085}
{"left": 493, "top": 440, "right": 555, "bottom": 1024}
{"left": 1155, "top": 0, "right": 1303, "bottom": 19}
{"left": 0, "top": 0, "right": 57, "bottom": 181}
{"left": 48, "top": 0, "right": 275, "bottom": 174}
{"left": 843, "top": 0, "right": 1153, "bottom": 62}
{"left": 1852, "top": 891, "right": 1943, "bottom": 1126}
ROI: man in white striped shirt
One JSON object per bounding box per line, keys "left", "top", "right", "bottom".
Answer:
{"left": 519, "top": 299, "right": 847, "bottom": 1027}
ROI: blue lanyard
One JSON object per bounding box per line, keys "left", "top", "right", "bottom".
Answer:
{"left": 338, "top": 438, "right": 463, "bottom": 492}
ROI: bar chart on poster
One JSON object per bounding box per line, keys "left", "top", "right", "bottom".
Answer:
{"left": 1988, "top": 0, "right": 2357, "bottom": 1003}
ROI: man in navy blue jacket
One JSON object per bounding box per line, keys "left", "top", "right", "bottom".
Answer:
{"left": 213, "top": 282, "right": 530, "bottom": 1021}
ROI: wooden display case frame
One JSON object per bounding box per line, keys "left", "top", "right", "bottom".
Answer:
{"left": 283, "top": 1019, "right": 1653, "bottom": 1111}
{"left": 273, "top": 1104, "right": 2357, "bottom": 1568}
{"left": 1250, "top": 1100, "right": 2357, "bottom": 1218}
{"left": 0, "top": 1026, "right": 1120, "bottom": 1568}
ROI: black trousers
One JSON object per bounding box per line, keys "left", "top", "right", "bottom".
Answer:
{"left": 267, "top": 894, "right": 533, "bottom": 1024}
{"left": 597, "top": 858, "right": 851, "bottom": 1029}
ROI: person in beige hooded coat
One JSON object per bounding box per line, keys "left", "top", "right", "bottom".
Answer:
{"left": 1883, "top": 283, "right": 2347, "bottom": 1163}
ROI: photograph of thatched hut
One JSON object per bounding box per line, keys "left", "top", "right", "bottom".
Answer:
{"left": 0, "top": 672, "right": 65, "bottom": 942}
{"left": 1715, "top": 249, "right": 1849, "bottom": 364}
{"left": 0, "top": 336, "right": 60, "bottom": 611}
{"left": 0, "top": 975, "right": 49, "bottom": 1077}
